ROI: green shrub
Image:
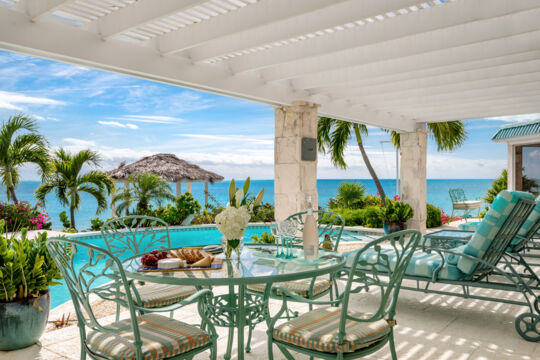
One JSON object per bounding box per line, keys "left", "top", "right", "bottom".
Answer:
{"left": 362, "top": 206, "right": 384, "bottom": 228}
{"left": 59, "top": 211, "right": 71, "bottom": 229}
{"left": 0, "top": 223, "right": 62, "bottom": 302}
{"left": 480, "top": 169, "right": 507, "bottom": 217}
{"left": 335, "top": 182, "right": 366, "bottom": 209}
{"left": 192, "top": 206, "right": 224, "bottom": 225}
{"left": 250, "top": 232, "right": 276, "bottom": 244}
{"left": 382, "top": 198, "right": 414, "bottom": 223}
{"left": 251, "top": 203, "right": 275, "bottom": 222}
{"left": 426, "top": 204, "right": 442, "bottom": 228}
{"left": 90, "top": 217, "right": 104, "bottom": 231}
{"left": 363, "top": 195, "right": 383, "bottom": 207}
{"left": 0, "top": 201, "right": 51, "bottom": 232}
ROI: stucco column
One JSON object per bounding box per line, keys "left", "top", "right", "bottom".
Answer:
{"left": 400, "top": 127, "right": 428, "bottom": 233}
{"left": 274, "top": 101, "right": 319, "bottom": 221}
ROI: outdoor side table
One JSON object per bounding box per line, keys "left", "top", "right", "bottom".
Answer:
{"left": 121, "top": 245, "right": 346, "bottom": 360}
{"left": 423, "top": 229, "right": 474, "bottom": 249}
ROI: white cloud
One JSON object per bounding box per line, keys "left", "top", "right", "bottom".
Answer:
{"left": 0, "top": 90, "right": 65, "bottom": 111}
{"left": 62, "top": 138, "right": 97, "bottom": 148}
{"left": 98, "top": 121, "right": 138, "bottom": 129}
{"left": 487, "top": 113, "right": 540, "bottom": 122}
{"left": 176, "top": 133, "right": 273, "bottom": 145}
{"left": 108, "top": 115, "right": 185, "bottom": 124}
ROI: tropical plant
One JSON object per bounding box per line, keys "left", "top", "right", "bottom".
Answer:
{"left": 58, "top": 211, "right": 71, "bottom": 229}
{"left": 382, "top": 198, "right": 414, "bottom": 223}
{"left": 250, "top": 203, "right": 275, "bottom": 223}
{"left": 0, "top": 201, "right": 51, "bottom": 232}
{"left": 387, "top": 121, "right": 467, "bottom": 152}
{"left": 0, "top": 223, "right": 62, "bottom": 302}
{"left": 35, "top": 149, "right": 114, "bottom": 230}
{"left": 334, "top": 181, "right": 366, "bottom": 209}
{"left": 151, "top": 192, "right": 202, "bottom": 225}
{"left": 90, "top": 217, "right": 104, "bottom": 231}
{"left": 111, "top": 172, "right": 174, "bottom": 215}
{"left": 318, "top": 117, "right": 388, "bottom": 203}
{"left": 0, "top": 114, "right": 49, "bottom": 203}
{"left": 426, "top": 203, "right": 443, "bottom": 228}
{"left": 250, "top": 231, "right": 276, "bottom": 244}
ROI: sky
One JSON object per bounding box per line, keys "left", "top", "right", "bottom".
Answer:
{"left": 0, "top": 49, "right": 536, "bottom": 181}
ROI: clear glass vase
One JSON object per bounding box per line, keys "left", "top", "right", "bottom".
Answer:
{"left": 221, "top": 234, "right": 244, "bottom": 259}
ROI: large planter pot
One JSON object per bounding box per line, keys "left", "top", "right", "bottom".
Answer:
{"left": 0, "top": 290, "right": 50, "bottom": 351}
{"left": 383, "top": 222, "right": 407, "bottom": 235}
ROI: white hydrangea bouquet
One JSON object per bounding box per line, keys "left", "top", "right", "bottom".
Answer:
{"left": 216, "top": 177, "right": 264, "bottom": 258}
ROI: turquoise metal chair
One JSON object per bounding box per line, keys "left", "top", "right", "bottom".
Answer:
{"left": 266, "top": 230, "right": 422, "bottom": 360}
{"left": 449, "top": 188, "right": 482, "bottom": 221}
{"left": 244, "top": 210, "right": 345, "bottom": 351}
{"left": 101, "top": 216, "right": 198, "bottom": 319}
{"left": 346, "top": 190, "right": 540, "bottom": 341}
{"left": 46, "top": 237, "right": 218, "bottom": 360}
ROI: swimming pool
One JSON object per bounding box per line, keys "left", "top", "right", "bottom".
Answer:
{"left": 51, "top": 224, "right": 373, "bottom": 308}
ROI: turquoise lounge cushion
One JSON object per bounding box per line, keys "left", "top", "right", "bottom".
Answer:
{"left": 512, "top": 196, "right": 540, "bottom": 247}
{"left": 458, "top": 222, "right": 480, "bottom": 232}
{"left": 346, "top": 246, "right": 466, "bottom": 281}
{"left": 457, "top": 190, "right": 535, "bottom": 275}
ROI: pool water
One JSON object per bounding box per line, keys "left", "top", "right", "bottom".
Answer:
{"left": 50, "top": 225, "right": 372, "bottom": 308}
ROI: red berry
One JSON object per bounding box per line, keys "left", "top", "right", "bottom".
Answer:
{"left": 151, "top": 250, "right": 159, "bottom": 255}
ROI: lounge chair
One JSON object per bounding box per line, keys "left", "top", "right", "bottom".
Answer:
{"left": 343, "top": 190, "right": 540, "bottom": 341}
{"left": 449, "top": 188, "right": 483, "bottom": 221}
{"left": 266, "top": 230, "right": 422, "bottom": 360}
{"left": 101, "top": 215, "right": 198, "bottom": 320}
{"left": 46, "top": 237, "right": 218, "bottom": 360}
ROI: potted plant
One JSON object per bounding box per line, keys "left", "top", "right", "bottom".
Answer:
{"left": 382, "top": 197, "right": 414, "bottom": 234}
{"left": 0, "top": 222, "right": 62, "bottom": 350}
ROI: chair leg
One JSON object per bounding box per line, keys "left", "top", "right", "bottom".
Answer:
{"left": 224, "top": 326, "right": 234, "bottom": 360}
{"left": 210, "top": 342, "right": 217, "bottom": 360}
{"left": 246, "top": 323, "right": 254, "bottom": 353}
{"left": 115, "top": 302, "right": 120, "bottom": 322}
{"left": 389, "top": 331, "right": 398, "bottom": 360}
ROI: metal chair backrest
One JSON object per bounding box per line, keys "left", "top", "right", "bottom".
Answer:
{"left": 470, "top": 198, "right": 537, "bottom": 279}
{"left": 101, "top": 215, "right": 171, "bottom": 258}
{"left": 286, "top": 210, "right": 345, "bottom": 251}
{"left": 339, "top": 230, "right": 422, "bottom": 342}
{"left": 449, "top": 188, "right": 466, "bottom": 203}
{"left": 46, "top": 237, "right": 145, "bottom": 359}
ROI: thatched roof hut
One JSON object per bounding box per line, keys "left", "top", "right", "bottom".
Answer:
{"left": 107, "top": 154, "right": 224, "bottom": 205}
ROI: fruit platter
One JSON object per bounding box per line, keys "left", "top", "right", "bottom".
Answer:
{"left": 137, "top": 248, "right": 222, "bottom": 272}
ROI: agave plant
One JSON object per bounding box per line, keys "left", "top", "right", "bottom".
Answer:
{"left": 0, "top": 222, "right": 62, "bottom": 302}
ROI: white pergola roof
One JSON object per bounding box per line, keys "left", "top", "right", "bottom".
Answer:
{"left": 1, "top": 0, "right": 540, "bottom": 131}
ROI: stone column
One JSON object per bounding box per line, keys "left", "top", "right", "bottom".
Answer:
{"left": 176, "top": 182, "right": 182, "bottom": 197}
{"left": 111, "top": 180, "right": 117, "bottom": 217}
{"left": 274, "top": 101, "right": 319, "bottom": 221}
{"left": 400, "top": 126, "right": 428, "bottom": 233}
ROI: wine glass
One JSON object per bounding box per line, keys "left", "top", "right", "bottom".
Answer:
{"left": 280, "top": 220, "right": 297, "bottom": 259}
{"left": 270, "top": 226, "right": 283, "bottom": 258}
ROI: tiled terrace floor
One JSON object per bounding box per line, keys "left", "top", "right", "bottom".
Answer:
{"left": 2, "top": 277, "right": 540, "bottom": 360}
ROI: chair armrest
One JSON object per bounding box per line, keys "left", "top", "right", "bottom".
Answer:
{"left": 272, "top": 286, "right": 342, "bottom": 306}
{"left": 133, "top": 288, "right": 214, "bottom": 313}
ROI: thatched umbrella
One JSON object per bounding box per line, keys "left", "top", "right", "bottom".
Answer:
{"left": 107, "top": 153, "right": 224, "bottom": 208}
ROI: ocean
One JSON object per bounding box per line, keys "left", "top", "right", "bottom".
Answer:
{"left": 0, "top": 179, "right": 493, "bottom": 230}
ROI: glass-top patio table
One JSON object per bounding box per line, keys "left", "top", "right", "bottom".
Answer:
{"left": 121, "top": 245, "right": 346, "bottom": 360}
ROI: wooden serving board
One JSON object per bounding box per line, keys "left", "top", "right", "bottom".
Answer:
{"left": 137, "top": 258, "right": 223, "bottom": 272}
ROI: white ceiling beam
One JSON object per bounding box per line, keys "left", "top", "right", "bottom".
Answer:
{"left": 0, "top": 6, "right": 416, "bottom": 132}
{"left": 158, "top": 0, "right": 342, "bottom": 56}
{"left": 264, "top": 23, "right": 540, "bottom": 85}
{"left": 399, "top": 93, "right": 540, "bottom": 117}
{"left": 93, "top": 0, "right": 206, "bottom": 40}
{"left": 417, "top": 101, "right": 540, "bottom": 123}
{"left": 309, "top": 52, "right": 540, "bottom": 99}
{"left": 187, "top": 0, "right": 423, "bottom": 63}
{"left": 228, "top": 0, "right": 540, "bottom": 74}
{"left": 289, "top": 17, "right": 540, "bottom": 89}
{"left": 337, "top": 69, "right": 540, "bottom": 103}
{"left": 362, "top": 81, "right": 540, "bottom": 109}
{"left": 24, "top": 0, "right": 74, "bottom": 21}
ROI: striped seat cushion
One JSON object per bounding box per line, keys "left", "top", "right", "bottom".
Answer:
{"left": 459, "top": 222, "right": 480, "bottom": 232}
{"left": 128, "top": 283, "right": 197, "bottom": 308}
{"left": 273, "top": 307, "right": 391, "bottom": 353}
{"left": 453, "top": 200, "right": 483, "bottom": 210}
{"left": 86, "top": 314, "right": 210, "bottom": 360}
{"left": 247, "top": 279, "right": 332, "bottom": 298}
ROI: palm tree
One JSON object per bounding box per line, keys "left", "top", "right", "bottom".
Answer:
{"left": 318, "top": 117, "right": 388, "bottom": 203}
{"left": 318, "top": 118, "right": 467, "bottom": 205}
{"left": 0, "top": 114, "right": 49, "bottom": 203}
{"left": 112, "top": 172, "right": 175, "bottom": 215}
{"left": 35, "top": 149, "right": 114, "bottom": 230}
{"left": 387, "top": 121, "right": 466, "bottom": 151}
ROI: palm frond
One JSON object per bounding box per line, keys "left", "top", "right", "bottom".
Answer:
{"left": 317, "top": 117, "right": 334, "bottom": 153}
{"left": 428, "top": 121, "right": 467, "bottom": 151}
{"left": 329, "top": 120, "right": 352, "bottom": 169}
{"left": 78, "top": 184, "right": 108, "bottom": 213}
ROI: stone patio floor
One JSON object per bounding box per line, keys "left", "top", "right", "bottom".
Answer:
{"left": 2, "top": 276, "right": 540, "bottom": 360}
